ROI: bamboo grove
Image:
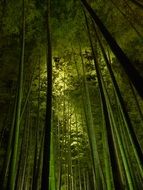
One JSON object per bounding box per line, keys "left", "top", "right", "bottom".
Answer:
{"left": 0, "top": 0, "right": 143, "bottom": 189}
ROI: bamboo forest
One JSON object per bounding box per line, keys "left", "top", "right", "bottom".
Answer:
{"left": 1, "top": 0, "right": 143, "bottom": 189}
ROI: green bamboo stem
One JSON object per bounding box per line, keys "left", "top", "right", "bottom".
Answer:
{"left": 7, "top": 0, "right": 25, "bottom": 188}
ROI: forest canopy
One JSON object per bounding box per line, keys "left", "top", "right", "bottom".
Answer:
{"left": 0, "top": 0, "right": 143, "bottom": 189}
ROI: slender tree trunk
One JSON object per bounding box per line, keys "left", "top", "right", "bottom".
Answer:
{"left": 57, "top": 118, "right": 62, "bottom": 190}
{"left": 7, "top": 0, "right": 25, "bottom": 188}
{"left": 41, "top": 0, "right": 52, "bottom": 188}
{"left": 15, "top": 104, "right": 30, "bottom": 190}
{"left": 49, "top": 132, "right": 56, "bottom": 190}
{"left": 32, "top": 57, "right": 41, "bottom": 190}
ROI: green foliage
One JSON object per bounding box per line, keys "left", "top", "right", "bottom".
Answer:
{"left": 0, "top": 0, "right": 143, "bottom": 189}
{"left": 2, "top": 2, "right": 21, "bottom": 34}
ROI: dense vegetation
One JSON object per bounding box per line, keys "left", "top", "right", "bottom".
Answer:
{"left": 0, "top": 0, "right": 143, "bottom": 189}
